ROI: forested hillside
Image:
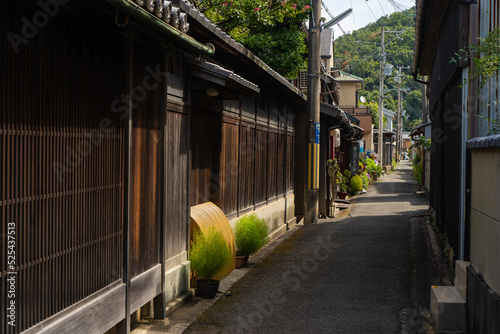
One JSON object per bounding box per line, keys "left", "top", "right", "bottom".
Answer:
{"left": 334, "top": 8, "right": 423, "bottom": 131}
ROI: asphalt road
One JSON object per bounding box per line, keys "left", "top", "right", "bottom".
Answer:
{"left": 185, "top": 161, "right": 435, "bottom": 334}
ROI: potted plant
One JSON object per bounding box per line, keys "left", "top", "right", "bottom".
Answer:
{"left": 336, "top": 171, "right": 349, "bottom": 200}
{"left": 234, "top": 213, "right": 269, "bottom": 268}
{"left": 190, "top": 227, "right": 231, "bottom": 299}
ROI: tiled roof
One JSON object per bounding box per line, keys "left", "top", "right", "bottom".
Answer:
{"left": 195, "top": 60, "right": 260, "bottom": 93}
{"left": 467, "top": 134, "right": 500, "bottom": 149}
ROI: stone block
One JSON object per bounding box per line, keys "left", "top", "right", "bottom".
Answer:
{"left": 455, "top": 260, "right": 470, "bottom": 301}
{"left": 165, "top": 261, "right": 190, "bottom": 304}
{"left": 430, "top": 286, "right": 466, "bottom": 333}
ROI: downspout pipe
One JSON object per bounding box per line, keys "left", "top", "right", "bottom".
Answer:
{"left": 103, "top": 0, "right": 215, "bottom": 56}
{"left": 413, "top": 73, "right": 429, "bottom": 85}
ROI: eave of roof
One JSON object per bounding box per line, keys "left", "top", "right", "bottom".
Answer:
{"left": 102, "top": 0, "right": 215, "bottom": 56}
{"left": 190, "top": 60, "right": 260, "bottom": 93}
{"left": 337, "top": 71, "right": 364, "bottom": 82}
{"left": 412, "top": 0, "right": 450, "bottom": 77}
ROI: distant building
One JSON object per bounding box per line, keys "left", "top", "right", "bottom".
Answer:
{"left": 337, "top": 71, "right": 375, "bottom": 154}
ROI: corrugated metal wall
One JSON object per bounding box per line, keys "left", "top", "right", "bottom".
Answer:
{"left": 477, "top": 0, "right": 500, "bottom": 136}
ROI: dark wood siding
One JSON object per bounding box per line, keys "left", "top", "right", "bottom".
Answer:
{"left": 294, "top": 111, "right": 307, "bottom": 216}
{"left": 220, "top": 119, "right": 239, "bottom": 215}
{"left": 188, "top": 79, "right": 297, "bottom": 217}
{"left": 267, "top": 131, "right": 278, "bottom": 200}
{"left": 426, "top": 0, "right": 468, "bottom": 258}
{"left": 286, "top": 133, "right": 294, "bottom": 193}
{"left": 430, "top": 81, "right": 462, "bottom": 256}
{"left": 0, "top": 6, "right": 125, "bottom": 332}
{"left": 165, "top": 107, "right": 189, "bottom": 259}
{"left": 239, "top": 123, "right": 256, "bottom": 211}
{"left": 255, "top": 129, "right": 268, "bottom": 204}
{"left": 277, "top": 133, "right": 286, "bottom": 196}
{"left": 129, "top": 43, "right": 163, "bottom": 277}
{"left": 190, "top": 98, "right": 221, "bottom": 207}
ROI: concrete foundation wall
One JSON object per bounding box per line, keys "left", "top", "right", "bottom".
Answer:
{"left": 470, "top": 147, "right": 500, "bottom": 294}
{"left": 164, "top": 253, "right": 191, "bottom": 304}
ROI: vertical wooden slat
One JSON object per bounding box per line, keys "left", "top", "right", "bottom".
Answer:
{"left": 0, "top": 2, "right": 132, "bottom": 331}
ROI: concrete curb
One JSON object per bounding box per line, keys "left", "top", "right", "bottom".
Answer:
{"left": 130, "top": 224, "right": 303, "bottom": 334}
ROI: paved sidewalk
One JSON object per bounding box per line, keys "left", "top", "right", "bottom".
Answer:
{"left": 133, "top": 161, "right": 438, "bottom": 334}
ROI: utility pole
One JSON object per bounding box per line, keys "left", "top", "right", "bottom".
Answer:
{"left": 378, "top": 27, "right": 385, "bottom": 167}
{"left": 304, "top": 0, "right": 321, "bottom": 225}
{"left": 394, "top": 66, "right": 410, "bottom": 162}
{"left": 379, "top": 29, "right": 405, "bottom": 166}
{"left": 397, "top": 66, "right": 402, "bottom": 162}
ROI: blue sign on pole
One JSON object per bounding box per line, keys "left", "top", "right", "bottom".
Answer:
{"left": 315, "top": 123, "right": 320, "bottom": 144}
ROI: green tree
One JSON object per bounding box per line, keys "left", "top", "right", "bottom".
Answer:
{"left": 335, "top": 9, "right": 423, "bottom": 126}
{"left": 189, "top": 0, "right": 311, "bottom": 79}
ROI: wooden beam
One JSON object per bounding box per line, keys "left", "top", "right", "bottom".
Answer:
{"left": 23, "top": 283, "right": 126, "bottom": 334}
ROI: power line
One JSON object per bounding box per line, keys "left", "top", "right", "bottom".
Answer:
{"left": 377, "top": 0, "right": 386, "bottom": 16}
{"left": 385, "top": 0, "right": 415, "bottom": 19}
{"left": 349, "top": 0, "right": 357, "bottom": 28}
{"left": 365, "top": 1, "right": 379, "bottom": 21}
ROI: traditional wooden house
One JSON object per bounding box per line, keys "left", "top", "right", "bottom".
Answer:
{"left": 1, "top": 1, "right": 305, "bottom": 333}
{"left": 413, "top": 0, "right": 500, "bottom": 331}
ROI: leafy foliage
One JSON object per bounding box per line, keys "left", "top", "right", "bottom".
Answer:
{"left": 411, "top": 151, "right": 422, "bottom": 183}
{"left": 234, "top": 213, "right": 269, "bottom": 256}
{"left": 360, "top": 172, "right": 370, "bottom": 189}
{"left": 451, "top": 28, "right": 500, "bottom": 91}
{"left": 336, "top": 170, "right": 350, "bottom": 192}
{"left": 188, "top": 0, "right": 311, "bottom": 78}
{"left": 190, "top": 228, "right": 231, "bottom": 280}
{"left": 418, "top": 137, "right": 431, "bottom": 149}
{"left": 326, "top": 159, "right": 339, "bottom": 178}
{"left": 334, "top": 8, "right": 423, "bottom": 130}
{"left": 451, "top": 28, "right": 500, "bottom": 135}
{"left": 365, "top": 157, "right": 382, "bottom": 176}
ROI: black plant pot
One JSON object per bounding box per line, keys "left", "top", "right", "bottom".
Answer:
{"left": 196, "top": 279, "right": 220, "bottom": 299}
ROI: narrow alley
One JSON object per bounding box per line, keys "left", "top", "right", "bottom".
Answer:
{"left": 183, "top": 161, "right": 436, "bottom": 333}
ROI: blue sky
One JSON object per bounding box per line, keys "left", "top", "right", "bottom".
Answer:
{"left": 321, "top": 0, "right": 416, "bottom": 39}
